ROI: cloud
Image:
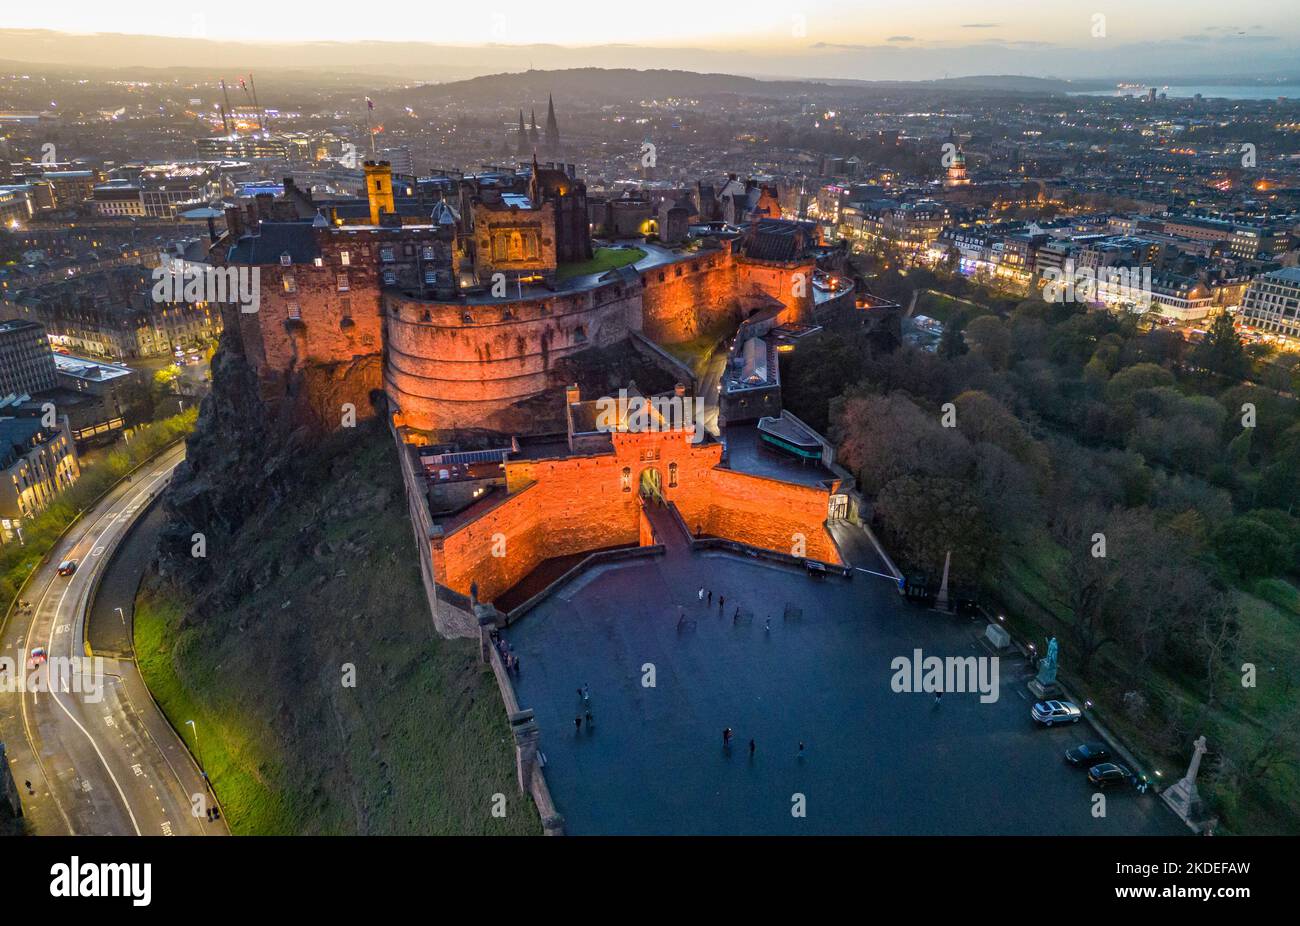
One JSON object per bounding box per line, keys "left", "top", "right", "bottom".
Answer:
{"left": 886, "top": 36, "right": 914, "bottom": 42}
{"left": 961, "top": 23, "right": 1000, "bottom": 29}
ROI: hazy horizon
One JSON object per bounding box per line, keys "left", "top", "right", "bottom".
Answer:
{"left": 3, "top": 4, "right": 1300, "bottom": 86}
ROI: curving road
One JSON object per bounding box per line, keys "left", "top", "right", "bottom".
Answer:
{"left": 0, "top": 444, "right": 227, "bottom": 835}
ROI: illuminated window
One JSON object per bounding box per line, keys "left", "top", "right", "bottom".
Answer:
{"left": 621, "top": 467, "right": 631, "bottom": 492}
{"left": 669, "top": 462, "right": 678, "bottom": 487}
{"left": 340, "top": 251, "right": 351, "bottom": 266}
{"left": 287, "top": 304, "right": 300, "bottom": 319}
{"left": 337, "top": 274, "right": 350, "bottom": 292}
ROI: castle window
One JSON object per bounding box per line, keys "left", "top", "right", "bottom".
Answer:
{"left": 422, "top": 246, "right": 435, "bottom": 260}
{"left": 658, "top": 272, "right": 665, "bottom": 282}
{"left": 280, "top": 252, "right": 292, "bottom": 266}
{"left": 287, "top": 303, "right": 301, "bottom": 319}
{"left": 313, "top": 257, "right": 324, "bottom": 267}
{"left": 462, "top": 312, "right": 474, "bottom": 324}
{"left": 380, "top": 247, "right": 395, "bottom": 263}
{"left": 337, "top": 274, "right": 350, "bottom": 292}
{"left": 573, "top": 326, "right": 587, "bottom": 344}
{"left": 669, "top": 462, "right": 678, "bottom": 488}
{"left": 282, "top": 273, "right": 296, "bottom": 294}
{"left": 621, "top": 467, "right": 631, "bottom": 492}
{"left": 340, "top": 251, "right": 351, "bottom": 266}
{"left": 424, "top": 270, "right": 437, "bottom": 285}
{"left": 675, "top": 266, "right": 682, "bottom": 277}
{"left": 382, "top": 270, "right": 397, "bottom": 285}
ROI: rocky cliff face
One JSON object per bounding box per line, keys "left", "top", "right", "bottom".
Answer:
{"left": 158, "top": 323, "right": 306, "bottom": 593}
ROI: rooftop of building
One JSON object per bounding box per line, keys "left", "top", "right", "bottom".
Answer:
{"left": 53, "top": 353, "right": 134, "bottom": 382}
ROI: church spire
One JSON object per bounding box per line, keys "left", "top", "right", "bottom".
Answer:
{"left": 544, "top": 93, "right": 560, "bottom": 157}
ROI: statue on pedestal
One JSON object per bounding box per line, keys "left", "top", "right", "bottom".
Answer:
{"left": 1036, "top": 637, "right": 1059, "bottom": 687}
{"left": 1027, "top": 636, "right": 1061, "bottom": 698}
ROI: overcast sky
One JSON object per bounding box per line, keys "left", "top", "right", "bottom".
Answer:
{"left": 5, "top": 2, "right": 1299, "bottom": 81}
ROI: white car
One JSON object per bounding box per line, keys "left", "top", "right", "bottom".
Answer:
{"left": 1031, "top": 699, "right": 1081, "bottom": 726}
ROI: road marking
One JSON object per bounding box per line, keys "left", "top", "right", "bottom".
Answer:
{"left": 18, "top": 448, "right": 183, "bottom": 836}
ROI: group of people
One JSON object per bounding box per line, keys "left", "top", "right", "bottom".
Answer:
{"left": 721, "top": 727, "right": 807, "bottom": 760}
{"left": 491, "top": 630, "right": 520, "bottom": 675}
{"left": 574, "top": 683, "right": 593, "bottom": 732}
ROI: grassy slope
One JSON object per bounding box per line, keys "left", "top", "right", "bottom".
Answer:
{"left": 134, "top": 427, "right": 538, "bottom": 835}
{"left": 555, "top": 246, "right": 645, "bottom": 281}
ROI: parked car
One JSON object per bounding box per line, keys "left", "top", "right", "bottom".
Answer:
{"left": 1066, "top": 742, "right": 1111, "bottom": 766}
{"left": 1031, "top": 699, "right": 1081, "bottom": 726}
{"left": 57, "top": 559, "right": 78, "bottom": 576}
{"left": 1087, "top": 762, "right": 1133, "bottom": 788}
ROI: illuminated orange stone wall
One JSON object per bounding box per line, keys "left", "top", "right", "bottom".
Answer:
{"left": 674, "top": 468, "right": 842, "bottom": 564}
{"left": 384, "top": 281, "right": 642, "bottom": 433}
{"left": 639, "top": 253, "right": 741, "bottom": 344}
{"left": 431, "top": 428, "right": 840, "bottom": 604}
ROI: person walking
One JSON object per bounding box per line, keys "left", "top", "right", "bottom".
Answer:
{"left": 796, "top": 741, "right": 806, "bottom": 759}
{"left": 698, "top": 586, "right": 705, "bottom": 602}
{"left": 723, "top": 727, "right": 733, "bottom": 747}
{"left": 933, "top": 690, "right": 943, "bottom": 705}
{"left": 748, "top": 739, "right": 756, "bottom": 758}
{"left": 575, "top": 716, "right": 582, "bottom": 732}
{"left": 719, "top": 595, "right": 725, "bottom": 612}
{"left": 707, "top": 590, "right": 713, "bottom": 606}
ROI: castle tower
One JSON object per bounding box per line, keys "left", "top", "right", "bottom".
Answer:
{"left": 544, "top": 93, "right": 560, "bottom": 158}
{"left": 529, "top": 109, "right": 540, "bottom": 147}
{"left": 364, "top": 160, "right": 395, "bottom": 225}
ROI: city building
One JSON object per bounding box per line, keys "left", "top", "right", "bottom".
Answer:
{"left": 0, "top": 414, "right": 80, "bottom": 541}
{"left": 1240, "top": 267, "right": 1300, "bottom": 342}
{"left": 0, "top": 319, "right": 58, "bottom": 396}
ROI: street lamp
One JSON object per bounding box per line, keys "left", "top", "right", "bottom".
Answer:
{"left": 185, "top": 719, "right": 205, "bottom": 781}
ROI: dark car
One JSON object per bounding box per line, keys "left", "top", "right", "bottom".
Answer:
{"left": 1087, "top": 762, "right": 1133, "bottom": 788}
{"left": 57, "top": 559, "right": 78, "bottom": 576}
{"left": 1066, "top": 743, "right": 1112, "bottom": 767}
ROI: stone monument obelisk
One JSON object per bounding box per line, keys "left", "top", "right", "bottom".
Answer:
{"left": 935, "top": 551, "right": 952, "bottom": 612}
{"left": 1163, "top": 735, "right": 1209, "bottom": 830}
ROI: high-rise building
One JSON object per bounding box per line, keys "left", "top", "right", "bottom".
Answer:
{"left": 0, "top": 319, "right": 58, "bottom": 396}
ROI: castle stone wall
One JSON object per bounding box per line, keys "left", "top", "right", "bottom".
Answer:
{"left": 384, "top": 281, "right": 641, "bottom": 433}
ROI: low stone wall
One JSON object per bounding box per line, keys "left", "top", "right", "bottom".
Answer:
{"left": 665, "top": 500, "right": 851, "bottom": 576}
{"left": 389, "top": 420, "right": 474, "bottom": 638}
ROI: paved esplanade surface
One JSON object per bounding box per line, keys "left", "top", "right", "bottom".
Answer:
{"left": 503, "top": 515, "right": 1186, "bottom": 835}
{"left": 0, "top": 444, "right": 226, "bottom": 835}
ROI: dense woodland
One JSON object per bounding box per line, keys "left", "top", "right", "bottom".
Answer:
{"left": 784, "top": 269, "right": 1300, "bottom": 833}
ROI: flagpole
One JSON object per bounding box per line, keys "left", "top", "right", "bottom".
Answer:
{"left": 367, "top": 97, "right": 375, "bottom": 156}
